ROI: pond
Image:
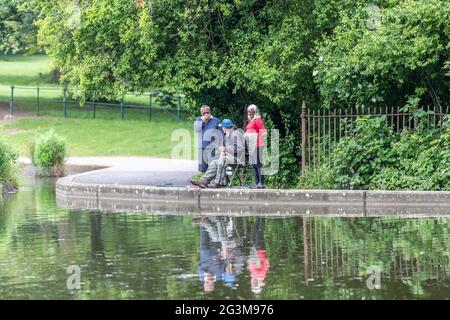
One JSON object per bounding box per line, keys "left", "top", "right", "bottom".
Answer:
{"left": 0, "top": 176, "right": 449, "bottom": 299}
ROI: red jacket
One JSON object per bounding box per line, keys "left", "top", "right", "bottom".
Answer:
{"left": 248, "top": 250, "right": 270, "bottom": 279}
{"left": 245, "top": 117, "right": 267, "bottom": 147}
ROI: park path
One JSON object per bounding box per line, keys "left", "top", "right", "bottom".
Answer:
{"left": 19, "top": 156, "right": 198, "bottom": 187}
{"left": 0, "top": 103, "right": 35, "bottom": 125}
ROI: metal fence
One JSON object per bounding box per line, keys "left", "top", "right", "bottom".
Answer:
{"left": 300, "top": 102, "right": 450, "bottom": 175}
{"left": 4, "top": 85, "right": 189, "bottom": 121}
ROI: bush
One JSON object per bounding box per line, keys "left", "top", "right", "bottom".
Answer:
{"left": 297, "top": 165, "right": 336, "bottom": 190}
{"left": 32, "top": 129, "right": 66, "bottom": 176}
{"left": 299, "top": 116, "right": 450, "bottom": 191}
{"left": 331, "top": 116, "right": 397, "bottom": 189}
{"left": 0, "top": 140, "right": 18, "bottom": 191}
{"left": 265, "top": 112, "right": 301, "bottom": 189}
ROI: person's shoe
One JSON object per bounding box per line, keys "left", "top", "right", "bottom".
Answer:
{"left": 190, "top": 179, "right": 206, "bottom": 188}
{"left": 207, "top": 182, "right": 222, "bottom": 188}
{"left": 255, "top": 183, "right": 265, "bottom": 189}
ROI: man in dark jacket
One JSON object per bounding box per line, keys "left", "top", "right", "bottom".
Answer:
{"left": 194, "top": 105, "right": 221, "bottom": 172}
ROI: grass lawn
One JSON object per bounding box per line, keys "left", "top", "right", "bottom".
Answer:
{"left": 1, "top": 117, "right": 197, "bottom": 158}
{"left": 0, "top": 54, "right": 185, "bottom": 108}
{"left": 0, "top": 55, "right": 195, "bottom": 158}
{"left": 0, "top": 55, "right": 55, "bottom": 86}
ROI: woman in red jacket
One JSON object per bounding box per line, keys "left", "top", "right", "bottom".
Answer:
{"left": 245, "top": 104, "right": 267, "bottom": 189}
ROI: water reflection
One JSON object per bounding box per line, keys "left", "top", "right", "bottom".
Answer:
{"left": 199, "top": 217, "right": 265, "bottom": 293}
{"left": 248, "top": 217, "right": 270, "bottom": 295}
{"left": 0, "top": 177, "right": 449, "bottom": 299}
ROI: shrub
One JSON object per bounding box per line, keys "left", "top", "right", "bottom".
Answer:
{"left": 32, "top": 129, "right": 66, "bottom": 176}
{"left": 297, "top": 165, "right": 335, "bottom": 189}
{"left": 331, "top": 116, "right": 396, "bottom": 189}
{"left": 0, "top": 140, "right": 18, "bottom": 191}
{"left": 265, "top": 112, "right": 301, "bottom": 189}
{"left": 299, "top": 116, "right": 450, "bottom": 191}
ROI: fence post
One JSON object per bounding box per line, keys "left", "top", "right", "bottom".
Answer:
{"left": 148, "top": 93, "right": 152, "bottom": 122}
{"left": 37, "top": 87, "right": 40, "bottom": 116}
{"left": 120, "top": 99, "right": 124, "bottom": 120}
{"left": 9, "top": 86, "right": 14, "bottom": 114}
{"left": 93, "top": 101, "right": 96, "bottom": 119}
{"left": 301, "top": 101, "right": 307, "bottom": 176}
{"left": 177, "top": 96, "right": 181, "bottom": 121}
{"left": 63, "top": 87, "right": 67, "bottom": 118}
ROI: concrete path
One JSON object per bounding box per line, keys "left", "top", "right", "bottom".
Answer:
{"left": 19, "top": 156, "right": 198, "bottom": 187}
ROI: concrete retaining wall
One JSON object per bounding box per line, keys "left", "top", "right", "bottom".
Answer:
{"left": 55, "top": 175, "right": 450, "bottom": 216}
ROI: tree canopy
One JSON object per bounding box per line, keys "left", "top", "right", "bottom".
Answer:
{"left": 0, "top": 0, "right": 40, "bottom": 54}
{"left": 31, "top": 0, "right": 450, "bottom": 121}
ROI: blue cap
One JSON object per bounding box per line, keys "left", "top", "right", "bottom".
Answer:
{"left": 220, "top": 119, "right": 234, "bottom": 129}
{"left": 222, "top": 272, "right": 237, "bottom": 288}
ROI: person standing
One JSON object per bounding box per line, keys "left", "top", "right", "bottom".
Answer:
{"left": 245, "top": 104, "right": 267, "bottom": 189}
{"left": 194, "top": 105, "right": 221, "bottom": 173}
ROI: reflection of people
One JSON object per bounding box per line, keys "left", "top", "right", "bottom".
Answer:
{"left": 247, "top": 217, "right": 270, "bottom": 295}
{"left": 191, "top": 119, "right": 244, "bottom": 188}
{"left": 245, "top": 104, "right": 267, "bottom": 189}
{"left": 199, "top": 221, "right": 223, "bottom": 293}
{"left": 198, "top": 217, "right": 245, "bottom": 292}
{"left": 194, "top": 105, "right": 221, "bottom": 173}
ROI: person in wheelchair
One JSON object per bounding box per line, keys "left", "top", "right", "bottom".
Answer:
{"left": 190, "top": 119, "right": 245, "bottom": 188}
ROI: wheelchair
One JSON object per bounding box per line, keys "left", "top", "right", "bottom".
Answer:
{"left": 224, "top": 147, "right": 254, "bottom": 187}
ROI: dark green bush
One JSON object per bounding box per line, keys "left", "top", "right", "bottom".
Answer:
{"left": 264, "top": 112, "right": 301, "bottom": 189}
{"left": 0, "top": 140, "right": 18, "bottom": 190}
{"left": 299, "top": 116, "right": 450, "bottom": 191}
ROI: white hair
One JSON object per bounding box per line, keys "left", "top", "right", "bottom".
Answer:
{"left": 247, "top": 104, "right": 260, "bottom": 118}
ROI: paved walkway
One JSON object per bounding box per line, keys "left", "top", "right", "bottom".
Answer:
{"left": 19, "top": 156, "right": 198, "bottom": 187}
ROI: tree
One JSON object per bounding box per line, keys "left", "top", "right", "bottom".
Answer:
{"left": 0, "top": 0, "right": 40, "bottom": 54}
{"left": 32, "top": 0, "right": 450, "bottom": 187}
{"left": 314, "top": 0, "right": 450, "bottom": 109}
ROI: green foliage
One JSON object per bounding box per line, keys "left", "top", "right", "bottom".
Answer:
{"left": 301, "top": 116, "right": 450, "bottom": 191}
{"left": 315, "top": 0, "right": 450, "bottom": 109}
{"left": 27, "top": 0, "right": 450, "bottom": 190}
{"left": 0, "top": 140, "right": 18, "bottom": 190}
{"left": 0, "top": 0, "right": 40, "bottom": 54}
{"left": 32, "top": 129, "right": 66, "bottom": 169}
{"left": 369, "top": 122, "right": 450, "bottom": 190}
{"left": 297, "top": 165, "right": 335, "bottom": 189}
{"left": 332, "top": 116, "right": 396, "bottom": 189}
{"left": 265, "top": 112, "right": 301, "bottom": 188}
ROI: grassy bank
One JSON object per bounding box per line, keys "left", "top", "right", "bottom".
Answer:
{"left": 1, "top": 117, "right": 196, "bottom": 158}
{"left": 0, "top": 55, "right": 186, "bottom": 112}
{"left": 0, "top": 55, "right": 55, "bottom": 86}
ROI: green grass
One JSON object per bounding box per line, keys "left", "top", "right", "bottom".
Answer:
{"left": 1, "top": 117, "right": 197, "bottom": 158}
{"left": 0, "top": 55, "right": 195, "bottom": 158}
{"left": 0, "top": 55, "right": 55, "bottom": 86}
{"left": 0, "top": 54, "right": 185, "bottom": 105}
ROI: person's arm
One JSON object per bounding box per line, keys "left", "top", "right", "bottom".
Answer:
{"left": 194, "top": 117, "right": 203, "bottom": 133}
{"left": 257, "top": 118, "right": 267, "bottom": 141}
{"left": 256, "top": 118, "right": 267, "bottom": 134}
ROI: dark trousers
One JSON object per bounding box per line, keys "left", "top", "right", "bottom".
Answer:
{"left": 251, "top": 146, "right": 264, "bottom": 186}
{"left": 198, "top": 147, "right": 216, "bottom": 173}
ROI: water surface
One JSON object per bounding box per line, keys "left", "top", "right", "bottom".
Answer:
{"left": 1, "top": 177, "right": 449, "bottom": 299}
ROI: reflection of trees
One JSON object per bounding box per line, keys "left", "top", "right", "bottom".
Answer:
{"left": 2, "top": 179, "right": 450, "bottom": 300}
{"left": 90, "top": 214, "right": 104, "bottom": 255}
{"left": 297, "top": 217, "right": 450, "bottom": 298}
